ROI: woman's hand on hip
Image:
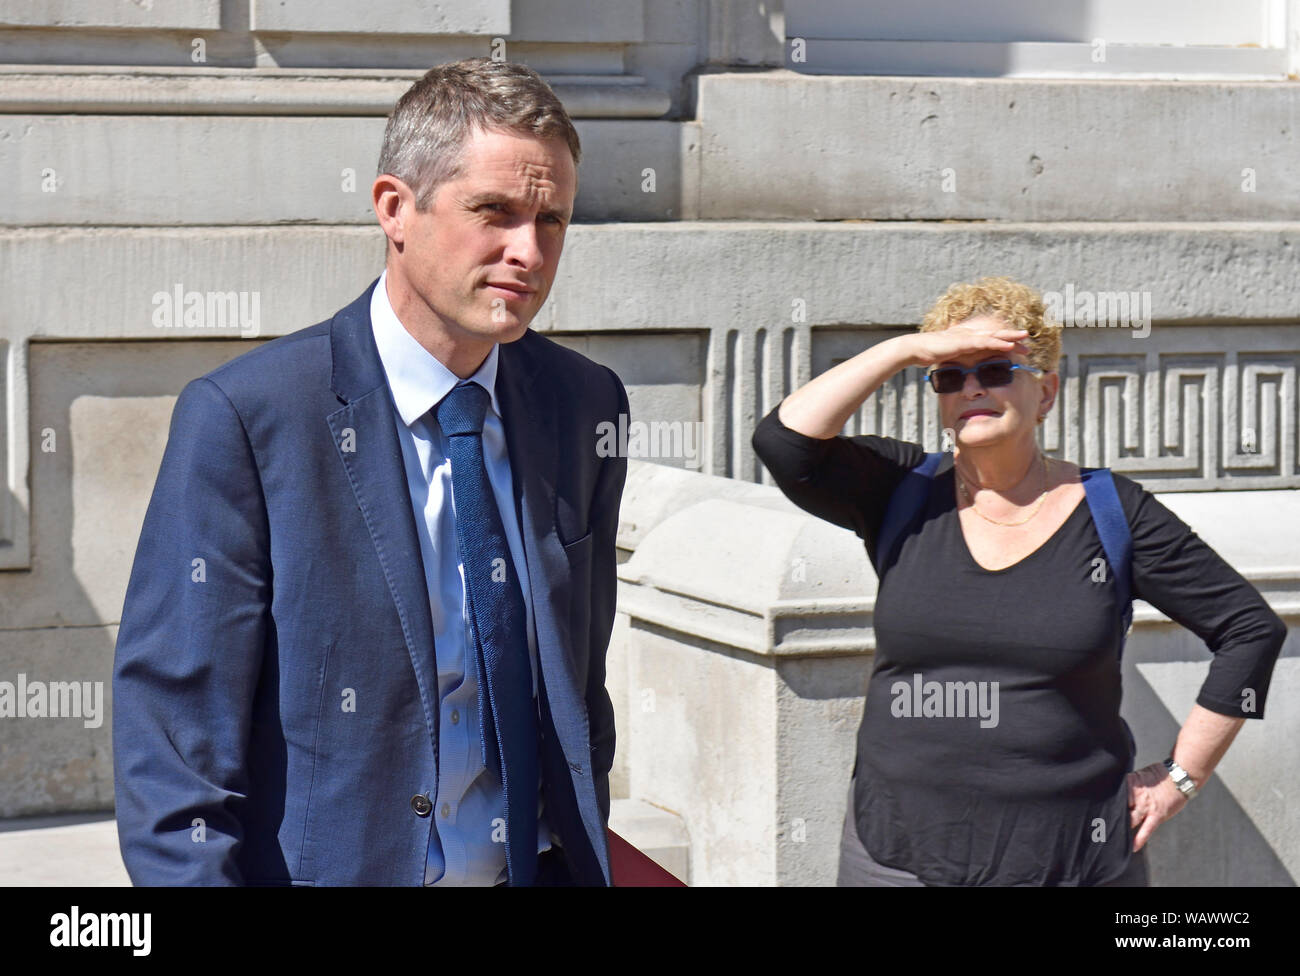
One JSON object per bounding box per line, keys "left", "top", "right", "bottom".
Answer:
{"left": 1127, "top": 762, "right": 1188, "bottom": 852}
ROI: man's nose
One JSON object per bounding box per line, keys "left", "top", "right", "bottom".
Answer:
{"left": 504, "top": 220, "right": 545, "bottom": 270}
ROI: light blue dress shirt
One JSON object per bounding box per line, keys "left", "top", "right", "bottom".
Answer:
{"left": 369, "top": 271, "right": 555, "bottom": 886}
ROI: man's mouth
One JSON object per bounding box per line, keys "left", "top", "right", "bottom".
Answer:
{"left": 959, "top": 410, "right": 999, "bottom": 420}
{"left": 486, "top": 282, "right": 535, "bottom": 301}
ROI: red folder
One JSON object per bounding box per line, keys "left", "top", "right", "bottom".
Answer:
{"left": 607, "top": 828, "right": 686, "bottom": 886}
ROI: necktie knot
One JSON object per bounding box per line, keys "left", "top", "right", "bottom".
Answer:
{"left": 436, "top": 381, "right": 489, "bottom": 437}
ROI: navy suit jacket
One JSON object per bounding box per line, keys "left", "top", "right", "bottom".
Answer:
{"left": 113, "top": 278, "right": 628, "bottom": 885}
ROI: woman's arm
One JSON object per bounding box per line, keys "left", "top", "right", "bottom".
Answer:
{"left": 777, "top": 335, "right": 920, "bottom": 438}
{"left": 753, "top": 328, "right": 1033, "bottom": 544}
{"left": 1173, "top": 704, "right": 1248, "bottom": 789}
{"left": 1128, "top": 704, "right": 1246, "bottom": 852}
{"left": 777, "top": 327, "right": 1030, "bottom": 438}
{"left": 1118, "top": 475, "right": 1286, "bottom": 854}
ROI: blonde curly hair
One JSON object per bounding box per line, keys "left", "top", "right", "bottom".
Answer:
{"left": 919, "top": 276, "right": 1062, "bottom": 373}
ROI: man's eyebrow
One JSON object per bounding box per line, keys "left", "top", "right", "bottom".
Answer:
{"left": 466, "top": 191, "right": 570, "bottom": 221}
{"left": 466, "top": 191, "right": 515, "bottom": 207}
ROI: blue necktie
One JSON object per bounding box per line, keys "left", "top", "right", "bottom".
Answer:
{"left": 435, "top": 380, "right": 539, "bottom": 886}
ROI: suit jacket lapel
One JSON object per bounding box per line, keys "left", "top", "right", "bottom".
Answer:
{"left": 495, "top": 338, "right": 566, "bottom": 679}
{"left": 498, "top": 336, "right": 595, "bottom": 743}
{"left": 325, "top": 279, "right": 442, "bottom": 765}
{"left": 499, "top": 335, "right": 609, "bottom": 879}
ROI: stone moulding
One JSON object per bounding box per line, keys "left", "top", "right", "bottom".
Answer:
{"left": 0, "top": 67, "right": 672, "bottom": 118}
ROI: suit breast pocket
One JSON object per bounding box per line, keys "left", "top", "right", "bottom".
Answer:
{"left": 561, "top": 530, "right": 593, "bottom": 654}
{"left": 562, "top": 529, "right": 593, "bottom": 569}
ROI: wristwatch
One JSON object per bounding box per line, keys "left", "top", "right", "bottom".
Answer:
{"left": 1163, "top": 757, "right": 1198, "bottom": 799}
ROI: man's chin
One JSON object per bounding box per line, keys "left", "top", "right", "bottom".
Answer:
{"left": 466, "top": 318, "right": 531, "bottom": 345}
{"left": 489, "top": 318, "right": 533, "bottom": 343}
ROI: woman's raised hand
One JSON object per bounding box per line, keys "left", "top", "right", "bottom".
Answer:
{"left": 905, "top": 326, "right": 1031, "bottom": 371}
{"left": 775, "top": 327, "right": 1032, "bottom": 440}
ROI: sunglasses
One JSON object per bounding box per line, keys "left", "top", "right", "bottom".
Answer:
{"left": 923, "top": 359, "right": 1043, "bottom": 394}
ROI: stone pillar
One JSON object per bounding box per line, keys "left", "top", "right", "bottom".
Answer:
{"left": 616, "top": 460, "right": 876, "bottom": 884}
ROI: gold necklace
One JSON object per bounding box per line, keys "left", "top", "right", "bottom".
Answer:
{"left": 957, "top": 453, "right": 1053, "bottom": 526}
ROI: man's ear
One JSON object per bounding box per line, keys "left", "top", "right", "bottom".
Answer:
{"left": 372, "top": 174, "right": 412, "bottom": 250}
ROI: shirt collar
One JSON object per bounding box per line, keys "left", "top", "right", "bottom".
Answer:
{"left": 369, "top": 269, "right": 502, "bottom": 429}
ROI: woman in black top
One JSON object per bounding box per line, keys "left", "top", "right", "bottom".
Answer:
{"left": 752, "top": 277, "right": 1287, "bottom": 886}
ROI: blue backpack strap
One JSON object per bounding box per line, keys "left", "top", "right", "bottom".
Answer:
{"left": 876, "top": 451, "right": 944, "bottom": 578}
{"left": 1080, "top": 466, "right": 1134, "bottom": 659}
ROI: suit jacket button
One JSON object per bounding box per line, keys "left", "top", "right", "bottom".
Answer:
{"left": 411, "top": 793, "right": 432, "bottom": 817}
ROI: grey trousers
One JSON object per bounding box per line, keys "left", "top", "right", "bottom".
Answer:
{"left": 836, "top": 781, "right": 1150, "bottom": 887}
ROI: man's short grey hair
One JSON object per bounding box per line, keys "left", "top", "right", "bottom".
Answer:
{"left": 377, "top": 57, "right": 582, "bottom": 211}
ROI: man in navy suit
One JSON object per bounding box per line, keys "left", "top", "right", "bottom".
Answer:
{"left": 113, "top": 58, "right": 628, "bottom": 885}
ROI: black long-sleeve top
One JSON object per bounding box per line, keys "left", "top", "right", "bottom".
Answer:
{"left": 752, "top": 403, "right": 1287, "bottom": 885}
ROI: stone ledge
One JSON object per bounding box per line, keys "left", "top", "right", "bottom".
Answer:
{"left": 695, "top": 71, "right": 1300, "bottom": 221}
{"left": 0, "top": 67, "right": 672, "bottom": 118}
{"left": 4, "top": 222, "right": 1299, "bottom": 327}
{"left": 0, "top": 114, "right": 693, "bottom": 223}
{"left": 617, "top": 460, "right": 1300, "bottom": 660}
